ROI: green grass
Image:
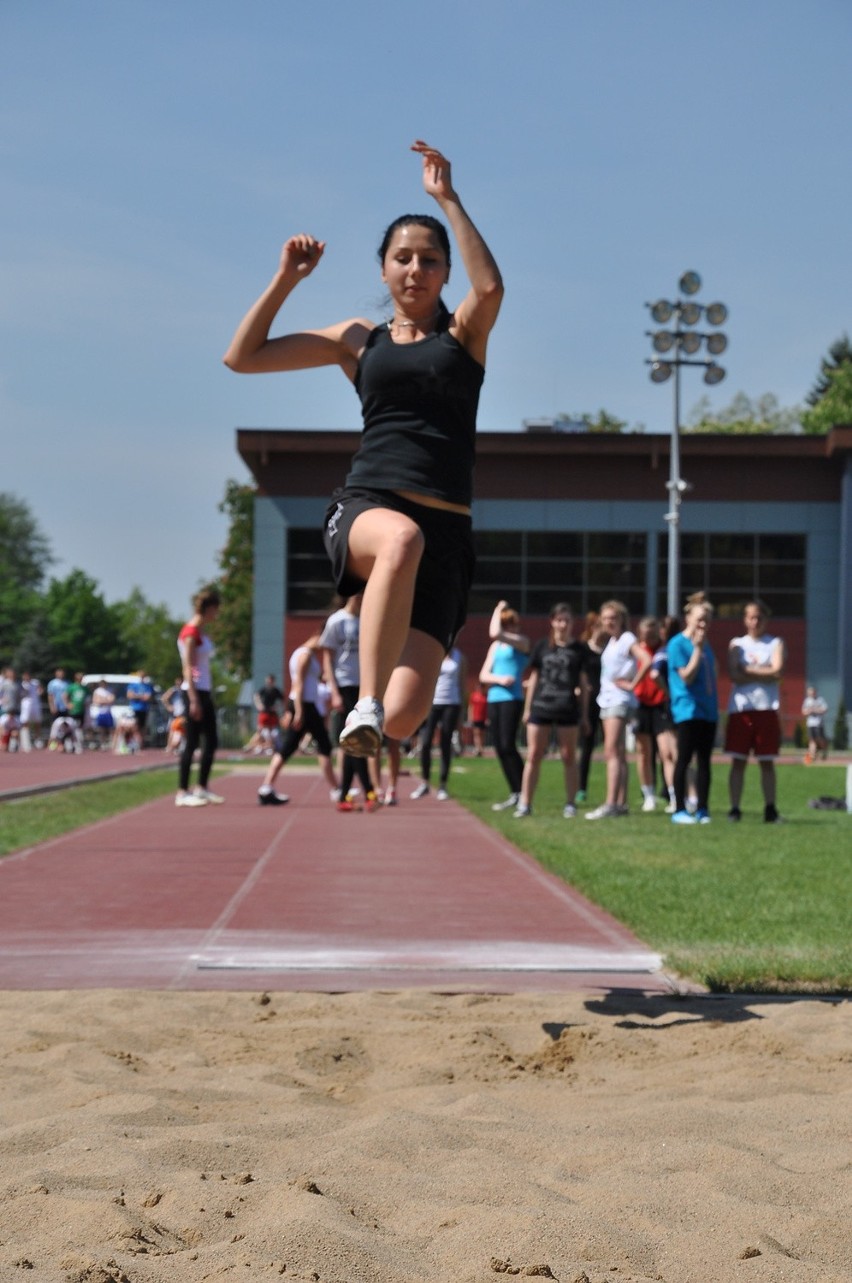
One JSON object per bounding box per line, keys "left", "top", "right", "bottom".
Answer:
{"left": 448, "top": 755, "right": 852, "bottom": 993}
{"left": 0, "top": 767, "right": 179, "bottom": 856}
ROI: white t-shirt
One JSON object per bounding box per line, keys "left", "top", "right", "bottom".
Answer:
{"left": 598, "top": 631, "right": 638, "bottom": 710}
{"left": 727, "top": 633, "right": 781, "bottom": 712}
{"left": 434, "top": 648, "right": 463, "bottom": 705}
{"left": 319, "top": 608, "right": 360, "bottom": 687}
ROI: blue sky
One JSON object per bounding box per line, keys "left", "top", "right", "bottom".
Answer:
{"left": 3, "top": 0, "right": 850, "bottom": 616}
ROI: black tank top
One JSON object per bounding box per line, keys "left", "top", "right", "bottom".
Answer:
{"left": 346, "top": 321, "right": 484, "bottom": 507}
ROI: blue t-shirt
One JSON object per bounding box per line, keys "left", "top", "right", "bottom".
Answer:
{"left": 486, "top": 642, "right": 528, "bottom": 703}
{"left": 666, "top": 633, "right": 718, "bottom": 723}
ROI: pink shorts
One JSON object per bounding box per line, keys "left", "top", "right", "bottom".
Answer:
{"left": 724, "top": 710, "right": 781, "bottom": 760}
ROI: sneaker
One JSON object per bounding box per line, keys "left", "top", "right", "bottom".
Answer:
{"left": 686, "top": 797, "right": 698, "bottom": 815}
{"left": 176, "top": 791, "right": 207, "bottom": 808}
{"left": 727, "top": 807, "right": 742, "bottom": 822}
{"left": 665, "top": 800, "right": 676, "bottom": 814}
{"left": 383, "top": 789, "right": 398, "bottom": 807}
{"left": 671, "top": 810, "right": 698, "bottom": 825}
{"left": 337, "top": 794, "right": 362, "bottom": 813}
{"left": 436, "top": 788, "right": 449, "bottom": 801}
{"left": 585, "top": 804, "right": 619, "bottom": 820}
{"left": 492, "top": 794, "right": 520, "bottom": 812}
{"left": 614, "top": 804, "right": 630, "bottom": 816}
{"left": 764, "top": 805, "right": 785, "bottom": 824}
{"left": 330, "top": 788, "right": 342, "bottom": 803}
{"left": 695, "top": 809, "right": 712, "bottom": 824}
{"left": 258, "top": 789, "right": 289, "bottom": 806}
{"left": 562, "top": 804, "right": 577, "bottom": 819}
{"left": 194, "top": 788, "right": 224, "bottom": 805}
{"left": 513, "top": 803, "right": 532, "bottom": 818}
{"left": 338, "top": 699, "right": 384, "bottom": 758}
{"left": 574, "top": 789, "right": 587, "bottom": 804}
{"left": 641, "top": 796, "right": 658, "bottom": 813}
{"left": 410, "top": 782, "right": 430, "bottom": 800}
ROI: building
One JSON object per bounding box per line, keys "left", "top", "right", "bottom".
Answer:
{"left": 237, "top": 425, "right": 852, "bottom": 737}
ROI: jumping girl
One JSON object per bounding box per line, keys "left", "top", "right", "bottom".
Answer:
{"left": 224, "top": 141, "right": 503, "bottom": 757}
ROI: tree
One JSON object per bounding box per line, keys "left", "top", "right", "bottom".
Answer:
{"left": 0, "top": 492, "right": 53, "bottom": 661}
{"left": 110, "top": 588, "right": 183, "bottom": 688}
{"left": 210, "top": 479, "right": 255, "bottom": 679}
{"left": 42, "top": 569, "right": 131, "bottom": 674}
{"left": 806, "top": 333, "right": 852, "bottom": 407}
{"left": 684, "top": 392, "right": 802, "bottom": 434}
{"left": 800, "top": 360, "right": 852, "bottom": 435}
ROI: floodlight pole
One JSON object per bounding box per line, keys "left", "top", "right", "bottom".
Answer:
{"left": 664, "top": 349, "right": 683, "bottom": 619}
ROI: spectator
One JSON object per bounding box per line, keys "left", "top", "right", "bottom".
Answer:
{"left": 725, "top": 599, "right": 786, "bottom": 824}
{"left": 176, "top": 587, "right": 223, "bottom": 808}
{"left": 666, "top": 595, "right": 718, "bottom": 825}
{"left": 19, "top": 672, "right": 44, "bottom": 751}
{"left": 576, "top": 612, "right": 606, "bottom": 804}
{"left": 47, "top": 668, "right": 69, "bottom": 716}
{"left": 480, "top": 600, "right": 530, "bottom": 812}
{"left": 127, "top": 671, "right": 155, "bottom": 749}
{"left": 410, "top": 646, "right": 466, "bottom": 801}
{"left": 585, "top": 601, "right": 651, "bottom": 821}
{"left": 514, "top": 603, "right": 588, "bottom": 820}
{"left": 801, "top": 685, "right": 829, "bottom": 763}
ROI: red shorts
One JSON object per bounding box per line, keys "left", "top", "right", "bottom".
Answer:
{"left": 724, "top": 710, "right": 781, "bottom": 760}
{"left": 258, "top": 711, "right": 279, "bottom": 730}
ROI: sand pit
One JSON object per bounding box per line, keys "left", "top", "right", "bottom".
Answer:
{"left": 0, "top": 988, "right": 849, "bottom": 1282}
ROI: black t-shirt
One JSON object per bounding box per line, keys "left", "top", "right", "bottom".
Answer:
{"left": 529, "top": 639, "right": 586, "bottom": 720}
{"left": 257, "top": 685, "right": 283, "bottom": 713}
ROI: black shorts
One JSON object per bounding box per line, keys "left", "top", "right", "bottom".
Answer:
{"left": 635, "top": 703, "right": 673, "bottom": 738}
{"left": 323, "top": 487, "right": 475, "bottom": 652}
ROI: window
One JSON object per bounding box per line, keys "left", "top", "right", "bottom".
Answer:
{"left": 657, "top": 533, "right": 805, "bottom": 618}
{"left": 287, "top": 528, "right": 337, "bottom": 613}
{"left": 473, "top": 531, "right": 647, "bottom": 615}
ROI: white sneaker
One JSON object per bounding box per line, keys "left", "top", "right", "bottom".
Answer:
{"left": 585, "top": 803, "right": 619, "bottom": 820}
{"left": 176, "top": 791, "right": 207, "bottom": 808}
{"left": 492, "top": 794, "right": 520, "bottom": 813}
{"left": 410, "top": 782, "right": 430, "bottom": 800}
{"left": 383, "top": 789, "right": 398, "bottom": 807}
{"left": 339, "top": 699, "right": 384, "bottom": 758}
{"left": 642, "top": 796, "right": 658, "bottom": 813}
{"left": 513, "top": 803, "right": 532, "bottom": 818}
{"left": 563, "top": 804, "right": 577, "bottom": 819}
{"left": 436, "top": 788, "right": 449, "bottom": 801}
{"left": 665, "top": 800, "right": 676, "bottom": 814}
{"left": 194, "top": 788, "right": 224, "bottom": 804}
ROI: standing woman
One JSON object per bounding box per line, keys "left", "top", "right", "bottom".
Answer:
{"left": 224, "top": 141, "right": 502, "bottom": 758}
{"left": 575, "top": 611, "right": 606, "bottom": 803}
{"left": 585, "top": 600, "right": 651, "bottom": 820}
{"left": 176, "top": 587, "right": 223, "bottom": 808}
{"left": 480, "top": 600, "right": 531, "bottom": 812}
{"left": 515, "top": 602, "right": 588, "bottom": 820}
{"left": 633, "top": 616, "right": 677, "bottom": 813}
{"left": 666, "top": 594, "right": 718, "bottom": 824}
{"left": 410, "top": 645, "right": 466, "bottom": 801}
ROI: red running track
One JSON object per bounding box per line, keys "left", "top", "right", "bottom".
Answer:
{"left": 0, "top": 766, "right": 680, "bottom": 994}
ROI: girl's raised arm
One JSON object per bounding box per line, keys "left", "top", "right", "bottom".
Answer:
{"left": 223, "top": 234, "right": 370, "bottom": 377}
{"left": 412, "top": 141, "right": 503, "bottom": 365}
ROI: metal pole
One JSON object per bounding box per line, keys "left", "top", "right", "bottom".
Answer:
{"left": 665, "top": 310, "right": 683, "bottom": 618}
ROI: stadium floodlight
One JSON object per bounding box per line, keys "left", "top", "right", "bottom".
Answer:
{"left": 649, "top": 299, "right": 674, "bottom": 324}
{"left": 645, "top": 272, "right": 729, "bottom": 615}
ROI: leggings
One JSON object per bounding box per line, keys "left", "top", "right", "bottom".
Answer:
{"left": 577, "top": 697, "right": 601, "bottom": 792}
{"left": 336, "top": 686, "right": 372, "bottom": 798}
{"left": 420, "top": 703, "right": 460, "bottom": 787}
{"left": 673, "top": 718, "right": 716, "bottom": 812}
{"left": 489, "top": 698, "right": 525, "bottom": 796}
{"left": 179, "top": 690, "right": 218, "bottom": 790}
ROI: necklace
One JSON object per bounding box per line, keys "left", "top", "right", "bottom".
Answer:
{"left": 389, "top": 309, "right": 440, "bottom": 335}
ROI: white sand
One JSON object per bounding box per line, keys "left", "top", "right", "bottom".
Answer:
{"left": 0, "top": 988, "right": 849, "bottom": 1283}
